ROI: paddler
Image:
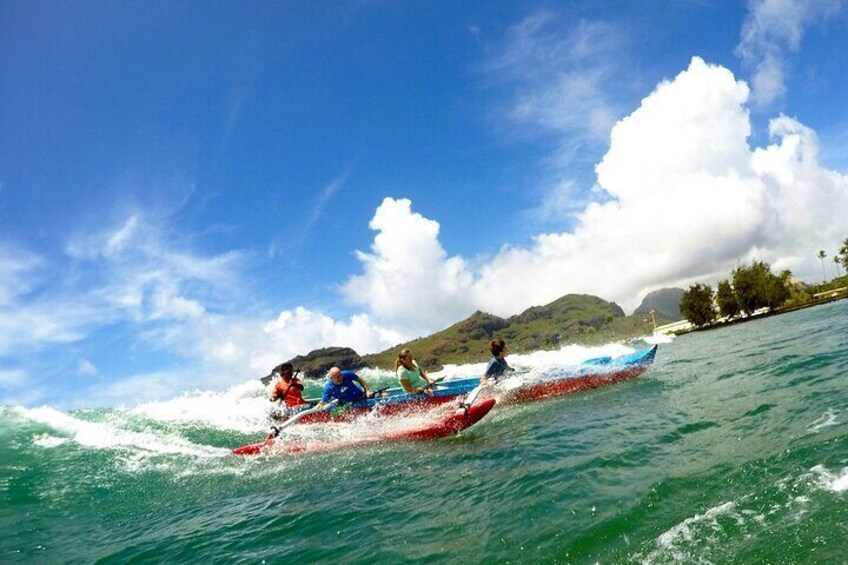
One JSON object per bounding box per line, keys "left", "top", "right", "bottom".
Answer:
{"left": 396, "top": 349, "right": 435, "bottom": 396}
{"left": 480, "top": 338, "right": 514, "bottom": 385}
{"left": 313, "top": 366, "right": 372, "bottom": 408}
{"left": 268, "top": 363, "right": 308, "bottom": 417}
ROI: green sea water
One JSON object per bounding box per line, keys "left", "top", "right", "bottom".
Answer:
{"left": 2, "top": 300, "right": 847, "bottom": 564}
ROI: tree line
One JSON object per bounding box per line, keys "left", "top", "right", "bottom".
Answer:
{"left": 679, "top": 236, "right": 848, "bottom": 328}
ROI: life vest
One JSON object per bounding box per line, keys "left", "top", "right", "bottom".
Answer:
{"left": 273, "top": 378, "right": 306, "bottom": 407}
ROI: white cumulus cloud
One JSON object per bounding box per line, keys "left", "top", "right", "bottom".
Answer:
{"left": 263, "top": 308, "right": 404, "bottom": 364}
{"left": 343, "top": 197, "right": 475, "bottom": 332}
{"left": 343, "top": 57, "right": 848, "bottom": 326}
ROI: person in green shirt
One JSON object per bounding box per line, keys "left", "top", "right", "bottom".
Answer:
{"left": 395, "top": 349, "right": 435, "bottom": 396}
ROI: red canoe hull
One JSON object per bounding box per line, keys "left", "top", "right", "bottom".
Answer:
{"left": 501, "top": 365, "right": 650, "bottom": 404}
{"left": 293, "top": 395, "right": 458, "bottom": 424}
{"left": 232, "top": 398, "right": 496, "bottom": 456}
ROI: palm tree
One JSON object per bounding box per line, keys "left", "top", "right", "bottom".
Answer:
{"left": 836, "top": 255, "right": 843, "bottom": 279}
{"left": 818, "top": 250, "right": 827, "bottom": 283}
{"left": 840, "top": 237, "right": 848, "bottom": 272}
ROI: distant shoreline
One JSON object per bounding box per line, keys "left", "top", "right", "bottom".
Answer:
{"left": 678, "top": 291, "right": 848, "bottom": 335}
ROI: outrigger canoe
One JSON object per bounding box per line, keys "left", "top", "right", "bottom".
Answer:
{"left": 232, "top": 397, "right": 496, "bottom": 455}
{"left": 280, "top": 345, "right": 658, "bottom": 424}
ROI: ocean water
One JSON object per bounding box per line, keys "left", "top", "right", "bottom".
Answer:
{"left": 2, "top": 300, "right": 847, "bottom": 564}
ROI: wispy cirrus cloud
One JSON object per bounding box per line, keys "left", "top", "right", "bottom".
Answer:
{"left": 269, "top": 161, "right": 356, "bottom": 258}
{"left": 0, "top": 245, "right": 99, "bottom": 356}
{"left": 0, "top": 206, "right": 251, "bottom": 401}
{"left": 76, "top": 358, "right": 98, "bottom": 377}
{"left": 2, "top": 203, "right": 405, "bottom": 406}
{"left": 0, "top": 368, "right": 27, "bottom": 389}
{"left": 67, "top": 212, "right": 246, "bottom": 322}
{"left": 0, "top": 245, "right": 43, "bottom": 306}
{"left": 487, "top": 12, "right": 625, "bottom": 147}
{"left": 483, "top": 10, "right": 630, "bottom": 225}
{"left": 736, "top": 0, "right": 842, "bottom": 107}
{"left": 0, "top": 299, "right": 97, "bottom": 357}
{"left": 303, "top": 161, "right": 356, "bottom": 231}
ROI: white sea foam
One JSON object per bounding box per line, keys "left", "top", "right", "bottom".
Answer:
{"left": 32, "top": 434, "right": 68, "bottom": 448}
{"left": 435, "top": 343, "right": 637, "bottom": 381}
{"left": 638, "top": 462, "right": 846, "bottom": 564}
{"left": 127, "top": 371, "right": 470, "bottom": 445}
{"left": 831, "top": 471, "right": 848, "bottom": 493}
{"left": 642, "top": 501, "right": 740, "bottom": 564}
{"left": 276, "top": 402, "right": 465, "bottom": 447}
{"left": 16, "top": 405, "right": 229, "bottom": 459}
{"left": 808, "top": 464, "right": 848, "bottom": 493}
{"left": 806, "top": 409, "right": 838, "bottom": 433}
{"left": 131, "top": 380, "right": 269, "bottom": 434}
{"left": 633, "top": 458, "right": 848, "bottom": 564}
{"left": 637, "top": 469, "right": 827, "bottom": 565}
{"left": 643, "top": 333, "right": 675, "bottom": 345}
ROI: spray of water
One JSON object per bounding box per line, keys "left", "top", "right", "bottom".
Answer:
{"left": 9, "top": 341, "right": 658, "bottom": 464}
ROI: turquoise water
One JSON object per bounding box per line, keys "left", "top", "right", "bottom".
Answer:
{"left": 2, "top": 300, "right": 848, "bottom": 563}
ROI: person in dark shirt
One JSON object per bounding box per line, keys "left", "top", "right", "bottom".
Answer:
{"left": 481, "top": 338, "right": 513, "bottom": 385}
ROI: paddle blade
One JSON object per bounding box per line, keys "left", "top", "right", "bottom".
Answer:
{"left": 232, "top": 434, "right": 274, "bottom": 455}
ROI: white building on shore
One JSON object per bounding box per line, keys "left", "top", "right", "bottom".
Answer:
{"left": 653, "top": 319, "right": 694, "bottom": 336}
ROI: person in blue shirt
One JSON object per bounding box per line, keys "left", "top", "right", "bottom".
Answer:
{"left": 481, "top": 338, "right": 514, "bottom": 385}
{"left": 318, "top": 366, "right": 372, "bottom": 407}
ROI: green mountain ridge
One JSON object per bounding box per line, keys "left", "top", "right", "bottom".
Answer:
{"left": 286, "top": 294, "right": 665, "bottom": 378}
{"left": 634, "top": 287, "right": 685, "bottom": 322}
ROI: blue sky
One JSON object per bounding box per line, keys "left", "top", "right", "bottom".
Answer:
{"left": 2, "top": 1, "right": 848, "bottom": 407}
